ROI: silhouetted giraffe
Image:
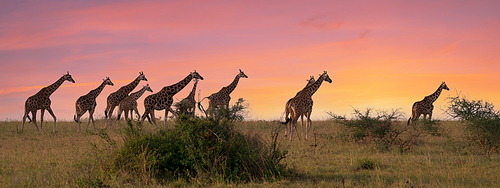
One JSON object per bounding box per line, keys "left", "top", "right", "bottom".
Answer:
{"left": 114, "top": 84, "right": 153, "bottom": 124}
{"left": 178, "top": 78, "right": 199, "bottom": 116}
{"left": 104, "top": 71, "right": 147, "bottom": 127}
{"left": 20, "top": 71, "right": 75, "bottom": 133}
{"left": 141, "top": 71, "right": 204, "bottom": 128}
{"left": 282, "top": 71, "right": 332, "bottom": 141}
{"left": 284, "top": 76, "right": 315, "bottom": 137}
{"left": 198, "top": 69, "right": 248, "bottom": 116}
{"left": 74, "top": 77, "right": 114, "bottom": 132}
{"left": 407, "top": 81, "right": 449, "bottom": 125}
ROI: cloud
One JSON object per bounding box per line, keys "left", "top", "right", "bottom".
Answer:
{"left": 299, "top": 13, "right": 344, "bottom": 31}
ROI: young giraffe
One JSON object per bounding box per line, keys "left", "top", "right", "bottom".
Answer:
{"left": 114, "top": 84, "right": 153, "bottom": 124}
{"left": 198, "top": 69, "right": 248, "bottom": 116}
{"left": 282, "top": 71, "right": 332, "bottom": 141}
{"left": 284, "top": 76, "right": 316, "bottom": 137}
{"left": 20, "top": 71, "right": 75, "bottom": 133}
{"left": 141, "top": 71, "right": 204, "bottom": 128}
{"left": 104, "top": 71, "right": 147, "bottom": 127}
{"left": 178, "top": 78, "right": 199, "bottom": 116}
{"left": 74, "top": 77, "right": 114, "bottom": 132}
{"left": 407, "top": 81, "right": 449, "bottom": 125}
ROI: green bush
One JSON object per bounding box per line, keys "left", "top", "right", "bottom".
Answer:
{"left": 446, "top": 94, "right": 500, "bottom": 158}
{"left": 79, "top": 99, "right": 288, "bottom": 186}
{"left": 357, "top": 158, "right": 377, "bottom": 170}
{"left": 328, "top": 108, "right": 404, "bottom": 145}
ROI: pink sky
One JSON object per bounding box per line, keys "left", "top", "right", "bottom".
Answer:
{"left": 1, "top": 0, "right": 500, "bottom": 121}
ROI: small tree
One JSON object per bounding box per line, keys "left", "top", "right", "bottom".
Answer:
{"left": 446, "top": 94, "right": 500, "bottom": 158}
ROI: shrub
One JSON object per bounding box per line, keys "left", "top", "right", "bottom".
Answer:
{"left": 357, "top": 158, "right": 377, "bottom": 170}
{"left": 79, "top": 99, "right": 288, "bottom": 186}
{"left": 329, "top": 108, "right": 441, "bottom": 153}
{"left": 446, "top": 94, "right": 500, "bottom": 158}
{"left": 328, "top": 108, "right": 405, "bottom": 145}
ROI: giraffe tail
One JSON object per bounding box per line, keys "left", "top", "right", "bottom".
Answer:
{"left": 280, "top": 117, "right": 291, "bottom": 125}
{"left": 104, "top": 110, "right": 108, "bottom": 118}
{"left": 145, "top": 114, "right": 152, "bottom": 124}
{"left": 117, "top": 113, "right": 121, "bottom": 120}
{"left": 197, "top": 101, "right": 207, "bottom": 116}
{"left": 74, "top": 115, "right": 79, "bottom": 123}
{"left": 407, "top": 117, "right": 411, "bottom": 126}
{"left": 26, "top": 114, "right": 32, "bottom": 123}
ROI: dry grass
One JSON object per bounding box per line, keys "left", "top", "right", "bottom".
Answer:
{"left": 1, "top": 119, "right": 499, "bottom": 187}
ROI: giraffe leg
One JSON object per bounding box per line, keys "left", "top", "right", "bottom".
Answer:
{"left": 21, "top": 110, "right": 30, "bottom": 133}
{"left": 31, "top": 110, "right": 39, "bottom": 132}
{"left": 428, "top": 112, "right": 432, "bottom": 120}
{"left": 107, "top": 106, "right": 116, "bottom": 128}
{"left": 150, "top": 111, "right": 158, "bottom": 128}
{"left": 86, "top": 108, "right": 95, "bottom": 132}
{"left": 75, "top": 110, "right": 85, "bottom": 133}
{"left": 124, "top": 110, "right": 129, "bottom": 122}
{"left": 306, "top": 112, "right": 312, "bottom": 141}
{"left": 164, "top": 109, "right": 169, "bottom": 128}
{"left": 40, "top": 109, "right": 45, "bottom": 131}
{"left": 134, "top": 108, "right": 140, "bottom": 121}
{"left": 46, "top": 108, "right": 57, "bottom": 133}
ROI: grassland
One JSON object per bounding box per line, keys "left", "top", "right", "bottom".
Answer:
{"left": 1, "top": 119, "right": 499, "bottom": 187}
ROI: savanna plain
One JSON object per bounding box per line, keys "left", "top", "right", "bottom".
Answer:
{"left": 1, "top": 118, "right": 499, "bottom": 187}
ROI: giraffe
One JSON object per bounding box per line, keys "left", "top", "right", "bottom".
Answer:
{"left": 282, "top": 71, "right": 332, "bottom": 141}
{"left": 114, "top": 84, "right": 153, "bottom": 124}
{"left": 407, "top": 81, "right": 449, "bottom": 125}
{"left": 284, "top": 76, "right": 316, "bottom": 137}
{"left": 74, "top": 77, "right": 114, "bottom": 132}
{"left": 141, "top": 71, "right": 204, "bottom": 128}
{"left": 20, "top": 71, "right": 75, "bottom": 133}
{"left": 198, "top": 69, "right": 248, "bottom": 116}
{"left": 177, "top": 78, "right": 199, "bottom": 116}
{"left": 104, "top": 71, "right": 147, "bottom": 127}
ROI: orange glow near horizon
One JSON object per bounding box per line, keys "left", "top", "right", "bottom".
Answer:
{"left": 1, "top": 1, "right": 500, "bottom": 122}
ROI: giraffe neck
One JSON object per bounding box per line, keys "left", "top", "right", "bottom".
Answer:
{"left": 129, "top": 87, "right": 148, "bottom": 101}
{"left": 301, "top": 75, "right": 326, "bottom": 97}
{"left": 222, "top": 75, "right": 241, "bottom": 94}
{"left": 425, "top": 86, "right": 443, "bottom": 103}
{"left": 41, "top": 75, "right": 67, "bottom": 96}
{"left": 160, "top": 74, "right": 193, "bottom": 95}
{"left": 186, "top": 81, "right": 198, "bottom": 99}
{"left": 120, "top": 77, "right": 141, "bottom": 95}
{"left": 87, "top": 81, "right": 108, "bottom": 99}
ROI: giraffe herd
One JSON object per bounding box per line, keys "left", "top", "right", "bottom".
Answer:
{"left": 20, "top": 70, "right": 449, "bottom": 142}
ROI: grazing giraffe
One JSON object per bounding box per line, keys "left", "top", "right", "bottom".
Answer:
{"left": 104, "top": 71, "right": 147, "bottom": 127}
{"left": 74, "top": 77, "right": 114, "bottom": 132}
{"left": 114, "top": 84, "right": 153, "bottom": 124}
{"left": 284, "top": 76, "right": 316, "bottom": 137}
{"left": 20, "top": 71, "right": 75, "bottom": 133}
{"left": 407, "top": 81, "right": 449, "bottom": 125}
{"left": 198, "top": 69, "right": 248, "bottom": 116}
{"left": 282, "top": 71, "right": 332, "bottom": 141}
{"left": 177, "top": 78, "right": 199, "bottom": 116}
{"left": 141, "top": 71, "right": 204, "bottom": 128}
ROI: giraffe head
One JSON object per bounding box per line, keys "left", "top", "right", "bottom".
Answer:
{"left": 137, "top": 71, "right": 148, "bottom": 81}
{"left": 144, "top": 84, "right": 153, "bottom": 93}
{"left": 306, "top": 76, "right": 315, "bottom": 86}
{"left": 103, "top": 77, "right": 114, "bottom": 86}
{"left": 440, "top": 81, "right": 450, "bottom": 91}
{"left": 64, "top": 71, "right": 75, "bottom": 83}
{"left": 319, "top": 71, "right": 332, "bottom": 83}
{"left": 238, "top": 69, "right": 248, "bottom": 78}
{"left": 190, "top": 70, "right": 204, "bottom": 80}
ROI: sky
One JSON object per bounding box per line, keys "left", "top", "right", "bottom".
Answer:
{"left": 1, "top": 0, "right": 500, "bottom": 122}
